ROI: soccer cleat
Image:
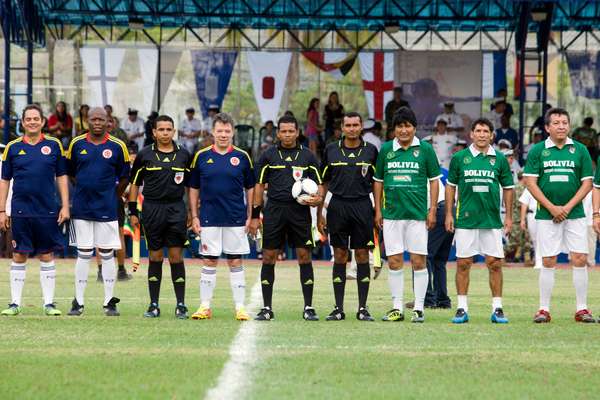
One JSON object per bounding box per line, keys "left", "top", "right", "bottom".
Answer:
{"left": 117, "top": 268, "right": 132, "bottom": 281}
{"left": 103, "top": 297, "right": 121, "bottom": 316}
{"left": 175, "top": 304, "right": 189, "bottom": 319}
{"left": 303, "top": 306, "right": 319, "bottom": 321}
{"left": 143, "top": 303, "right": 160, "bottom": 318}
{"left": 67, "top": 299, "right": 84, "bottom": 316}
{"left": 255, "top": 307, "right": 274, "bottom": 321}
{"left": 575, "top": 309, "right": 595, "bottom": 323}
{"left": 411, "top": 310, "right": 425, "bottom": 323}
{"left": 44, "top": 303, "right": 62, "bottom": 316}
{"left": 452, "top": 308, "right": 469, "bottom": 324}
{"left": 381, "top": 308, "right": 404, "bottom": 321}
{"left": 235, "top": 308, "right": 250, "bottom": 321}
{"left": 356, "top": 307, "right": 374, "bottom": 321}
{"left": 191, "top": 306, "right": 212, "bottom": 320}
{"left": 491, "top": 308, "right": 509, "bottom": 324}
{"left": 1, "top": 303, "right": 21, "bottom": 316}
{"left": 325, "top": 306, "right": 346, "bottom": 321}
{"left": 533, "top": 309, "right": 551, "bottom": 323}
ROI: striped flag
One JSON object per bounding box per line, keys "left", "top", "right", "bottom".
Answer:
{"left": 482, "top": 51, "right": 507, "bottom": 99}
{"left": 302, "top": 51, "right": 356, "bottom": 80}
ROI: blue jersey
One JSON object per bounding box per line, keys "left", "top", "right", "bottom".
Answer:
{"left": 190, "top": 145, "right": 255, "bottom": 227}
{"left": 67, "top": 133, "right": 130, "bottom": 221}
{"left": 1, "top": 135, "right": 67, "bottom": 218}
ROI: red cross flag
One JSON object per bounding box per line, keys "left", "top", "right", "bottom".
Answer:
{"left": 358, "top": 52, "right": 395, "bottom": 120}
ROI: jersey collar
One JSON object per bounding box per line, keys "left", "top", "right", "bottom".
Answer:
{"left": 468, "top": 143, "right": 496, "bottom": 157}
{"left": 22, "top": 133, "right": 45, "bottom": 145}
{"left": 392, "top": 136, "right": 420, "bottom": 151}
{"left": 211, "top": 144, "right": 234, "bottom": 154}
{"left": 277, "top": 143, "right": 301, "bottom": 150}
{"left": 152, "top": 141, "right": 180, "bottom": 152}
{"left": 86, "top": 132, "right": 109, "bottom": 144}
{"left": 544, "top": 136, "right": 573, "bottom": 148}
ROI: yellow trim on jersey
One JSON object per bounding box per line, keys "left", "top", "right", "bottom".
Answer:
{"left": 2, "top": 137, "right": 23, "bottom": 161}
{"left": 259, "top": 164, "right": 270, "bottom": 183}
{"left": 309, "top": 166, "right": 322, "bottom": 184}
{"left": 132, "top": 167, "right": 145, "bottom": 185}
{"left": 107, "top": 136, "right": 130, "bottom": 162}
{"left": 45, "top": 135, "right": 65, "bottom": 156}
{"left": 147, "top": 167, "right": 162, "bottom": 170}
{"left": 322, "top": 166, "right": 329, "bottom": 179}
{"left": 191, "top": 145, "right": 212, "bottom": 168}
{"left": 456, "top": 200, "right": 460, "bottom": 220}
{"left": 171, "top": 167, "right": 185, "bottom": 171}
{"left": 67, "top": 134, "right": 87, "bottom": 160}
{"left": 330, "top": 162, "right": 348, "bottom": 166}
{"left": 233, "top": 145, "right": 254, "bottom": 168}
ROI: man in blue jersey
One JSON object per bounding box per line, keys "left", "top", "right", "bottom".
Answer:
{"left": 189, "top": 113, "right": 255, "bottom": 321}
{"left": 0, "top": 104, "right": 69, "bottom": 316}
{"left": 129, "top": 115, "right": 191, "bottom": 319}
{"left": 66, "top": 107, "right": 130, "bottom": 317}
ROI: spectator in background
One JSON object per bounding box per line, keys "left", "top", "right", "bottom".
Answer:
{"left": 523, "top": 129, "right": 543, "bottom": 160}
{"left": 490, "top": 88, "right": 514, "bottom": 118}
{"left": 323, "top": 91, "right": 344, "bottom": 141}
{"left": 305, "top": 98, "right": 322, "bottom": 154}
{"left": 104, "top": 104, "right": 118, "bottom": 126}
{"left": 179, "top": 107, "right": 202, "bottom": 153}
{"left": 203, "top": 105, "right": 219, "bottom": 136}
{"left": 436, "top": 101, "right": 464, "bottom": 134}
{"left": 260, "top": 120, "right": 276, "bottom": 152}
{"left": 121, "top": 108, "right": 145, "bottom": 151}
{"left": 74, "top": 104, "right": 90, "bottom": 135}
{"left": 47, "top": 101, "right": 73, "bottom": 147}
{"left": 494, "top": 113, "right": 519, "bottom": 151}
{"left": 326, "top": 122, "right": 343, "bottom": 145}
{"left": 529, "top": 103, "right": 552, "bottom": 139}
{"left": 572, "top": 117, "right": 598, "bottom": 160}
{"left": 144, "top": 111, "right": 159, "bottom": 146}
{"left": 107, "top": 116, "right": 129, "bottom": 147}
{"left": 384, "top": 87, "right": 410, "bottom": 135}
{"left": 423, "top": 117, "right": 457, "bottom": 169}
{"left": 485, "top": 98, "right": 506, "bottom": 131}
{"left": 362, "top": 119, "right": 382, "bottom": 150}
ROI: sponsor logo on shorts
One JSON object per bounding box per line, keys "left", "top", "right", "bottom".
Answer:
{"left": 174, "top": 171, "right": 184, "bottom": 184}
{"left": 230, "top": 156, "right": 240, "bottom": 166}
{"left": 41, "top": 145, "right": 51, "bottom": 155}
{"left": 102, "top": 149, "right": 113, "bottom": 159}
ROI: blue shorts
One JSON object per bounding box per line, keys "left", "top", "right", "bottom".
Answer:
{"left": 11, "top": 216, "right": 64, "bottom": 255}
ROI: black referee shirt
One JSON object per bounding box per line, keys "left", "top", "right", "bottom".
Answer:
{"left": 321, "top": 139, "right": 378, "bottom": 199}
{"left": 130, "top": 142, "right": 191, "bottom": 202}
{"left": 255, "top": 143, "right": 322, "bottom": 203}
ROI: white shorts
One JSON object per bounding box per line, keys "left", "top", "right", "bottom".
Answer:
{"left": 536, "top": 218, "right": 588, "bottom": 257}
{"left": 69, "top": 219, "right": 121, "bottom": 249}
{"left": 200, "top": 226, "right": 250, "bottom": 256}
{"left": 382, "top": 219, "right": 427, "bottom": 256}
{"left": 454, "top": 228, "right": 504, "bottom": 259}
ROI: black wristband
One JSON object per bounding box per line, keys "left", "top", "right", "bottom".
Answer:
{"left": 128, "top": 202, "right": 138, "bottom": 217}
{"left": 251, "top": 205, "right": 262, "bottom": 219}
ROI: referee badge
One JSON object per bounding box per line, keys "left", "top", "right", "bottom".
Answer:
{"left": 361, "top": 165, "right": 369, "bottom": 177}
{"left": 41, "top": 145, "right": 51, "bottom": 155}
{"left": 174, "top": 172, "right": 184, "bottom": 185}
{"left": 102, "top": 149, "right": 113, "bottom": 159}
{"left": 292, "top": 167, "right": 303, "bottom": 181}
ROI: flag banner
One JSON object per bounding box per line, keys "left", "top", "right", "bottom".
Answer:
{"left": 191, "top": 50, "right": 238, "bottom": 118}
{"left": 358, "top": 52, "right": 394, "bottom": 120}
{"left": 80, "top": 47, "right": 126, "bottom": 107}
{"left": 159, "top": 49, "right": 183, "bottom": 109}
{"left": 302, "top": 51, "right": 356, "bottom": 80}
{"left": 247, "top": 51, "right": 292, "bottom": 123}
{"left": 137, "top": 48, "right": 159, "bottom": 115}
{"left": 482, "top": 51, "right": 507, "bottom": 99}
{"left": 566, "top": 51, "right": 600, "bottom": 99}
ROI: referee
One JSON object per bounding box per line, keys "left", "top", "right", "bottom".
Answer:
{"left": 317, "top": 112, "right": 378, "bottom": 321}
{"left": 249, "top": 114, "right": 324, "bottom": 321}
{"left": 129, "top": 115, "right": 191, "bottom": 319}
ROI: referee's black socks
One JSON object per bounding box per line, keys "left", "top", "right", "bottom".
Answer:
{"left": 148, "top": 260, "right": 163, "bottom": 304}
{"left": 170, "top": 262, "right": 186, "bottom": 305}
{"left": 356, "top": 263, "right": 370, "bottom": 309}
{"left": 299, "top": 263, "right": 314, "bottom": 308}
{"left": 332, "top": 263, "right": 346, "bottom": 310}
{"left": 260, "top": 263, "right": 275, "bottom": 308}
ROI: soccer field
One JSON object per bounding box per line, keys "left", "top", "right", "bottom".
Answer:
{"left": 2, "top": 259, "right": 600, "bottom": 400}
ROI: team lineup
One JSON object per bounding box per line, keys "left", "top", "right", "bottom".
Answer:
{"left": 2, "top": 103, "right": 600, "bottom": 324}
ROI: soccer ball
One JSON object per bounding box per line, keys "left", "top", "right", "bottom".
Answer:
{"left": 292, "top": 178, "right": 318, "bottom": 205}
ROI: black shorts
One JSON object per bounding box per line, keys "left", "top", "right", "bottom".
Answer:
{"left": 262, "top": 200, "right": 313, "bottom": 250}
{"left": 141, "top": 200, "right": 187, "bottom": 250}
{"left": 327, "top": 196, "right": 374, "bottom": 249}
{"left": 117, "top": 198, "right": 125, "bottom": 227}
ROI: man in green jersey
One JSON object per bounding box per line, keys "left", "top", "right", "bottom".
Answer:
{"left": 445, "top": 118, "right": 514, "bottom": 324}
{"left": 524, "top": 108, "right": 594, "bottom": 323}
{"left": 374, "top": 107, "right": 441, "bottom": 323}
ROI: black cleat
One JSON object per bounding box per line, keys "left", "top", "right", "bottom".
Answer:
{"left": 143, "top": 303, "right": 160, "bottom": 318}
{"left": 303, "top": 306, "right": 319, "bottom": 321}
{"left": 255, "top": 307, "right": 274, "bottom": 321}
{"left": 411, "top": 309, "right": 425, "bottom": 323}
{"left": 325, "top": 306, "right": 345, "bottom": 321}
{"left": 356, "top": 307, "right": 375, "bottom": 321}
{"left": 175, "top": 303, "right": 189, "bottom": 319}
{"left": 117, "top": 268, "right": 132, "bottom": 281}
{"left": 103, "top": 297, "right": 121, "bottom": 316}
{"left": 67, "top": 298, "right": 84, "bottom": 316}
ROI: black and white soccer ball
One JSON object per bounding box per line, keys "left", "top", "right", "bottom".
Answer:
{"left": 291, "top": 178, "right": 318, "bottom": 205}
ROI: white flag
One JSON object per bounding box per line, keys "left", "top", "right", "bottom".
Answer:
{"left": 80, "top": 47, "right": 126, "bottom": 107}
{"left": 247, "top": 52, "right": 292, "bottom": 123}
{"left": 137, "top": 48, "right": 158, "bottom": 115}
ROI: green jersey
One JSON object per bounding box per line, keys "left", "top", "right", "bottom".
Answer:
{"left": 448, "top": 145, "right": 514, "bottom": 229}
{"left": 374, "top": 137, "right": 441, "bottom": 220}
{"left": 594, "top": 155, "right": 600, "bottom": 189}
{"left": 523, "top": 137, "right": 593, "bottom": 220}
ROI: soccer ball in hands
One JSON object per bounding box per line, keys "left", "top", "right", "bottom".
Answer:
{"left": 292, "top": 178, "right": 318, "bottom": 205}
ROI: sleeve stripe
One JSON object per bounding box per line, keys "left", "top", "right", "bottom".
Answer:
{"left": 191, "top": 145, "right": 212, "bottom": 168}
{"left": 594, "top": 184, "right": 600, "bottom": 188}
{"left": 258, "top": 165, "right": 269, "bottom": 183}
{"left": 428, "top": 174, "right": 442, "bottom": 181}
{"left": 522, "top": 173, "right": 539, "bottom": 177}
{"left": 581, "top": 176, "right": 593, "bottom": 181}
{"left": 2, "top": 137, "right": 21, "bottom": 161}
{"left": 67, "top": 134, "right": 86, "bottom": 159}
{"left": 373, "top": 177, "right": 383, "bottom": 182}
{"left": 45, "top": 136, "right": 65, "bottom": 156}
{"left": 108, "top": 137, "right": 130, "bottom": 162}
{"left": 132, "top": 167, "right": 145, "bottom": 185}
{"left": 446, "top": 181, "right": 457, "bottom": 187}
{"left": 502, "top": 185, "right": 516, "bottom": 189}
{"left": 309, "top": 165, "right": 322, "bottom": 184}
{"left": 233, "top": 146, "right": 254, "bottom": 169}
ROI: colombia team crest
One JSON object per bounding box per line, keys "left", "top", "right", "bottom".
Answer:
{"left": 292, "top": 167, "right": 303, "bottom": 181}
{"left": 102, "top": 149, "right": 113, "bottom": 159}
{"left": 41, "top": 145, "right": 51, "bottom": 155}
{"left": 174, "top": 172, "right": 184, "bottom": 184}
{"left": 230, "top": 156, "right": 240, "bottom": 166}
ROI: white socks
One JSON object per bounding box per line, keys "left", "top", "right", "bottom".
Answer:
{"left": 492, "top": 297, "right": 503, "bottom": 311}
{"left": 388, "top": 269, "right": 404, "bottom": 311}
{"left": 539, "top": 267, "right": 555, "bottom": 312}
{"left": 200, "top": 266, "right": 217, "bottom": 308}
{"left": 573, "top": 266, "right": 588, "bottom": 311}
{"left": 457, "top": 295, "right": 468, "bottom": 311}
{"left": 9, "top": 262, "right": 26, "bottom": 306}
{"left": 39, "top": 261, "right": 56, "bottom": 305}
{"left": 229, "top": 266, "right": 246, "bottom": 309}
{"left": 99, "top": 250, "right": 116, "bottom": 306}
{"left": 75, "top": 249, "right": 93, "bottom": 305}
{"left": 413, "top": 269, "right": 429, "bottom": 312}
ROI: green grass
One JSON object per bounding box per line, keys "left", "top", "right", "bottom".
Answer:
{"left": 2, "top": 259, "right": 600, "bottom": 399}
